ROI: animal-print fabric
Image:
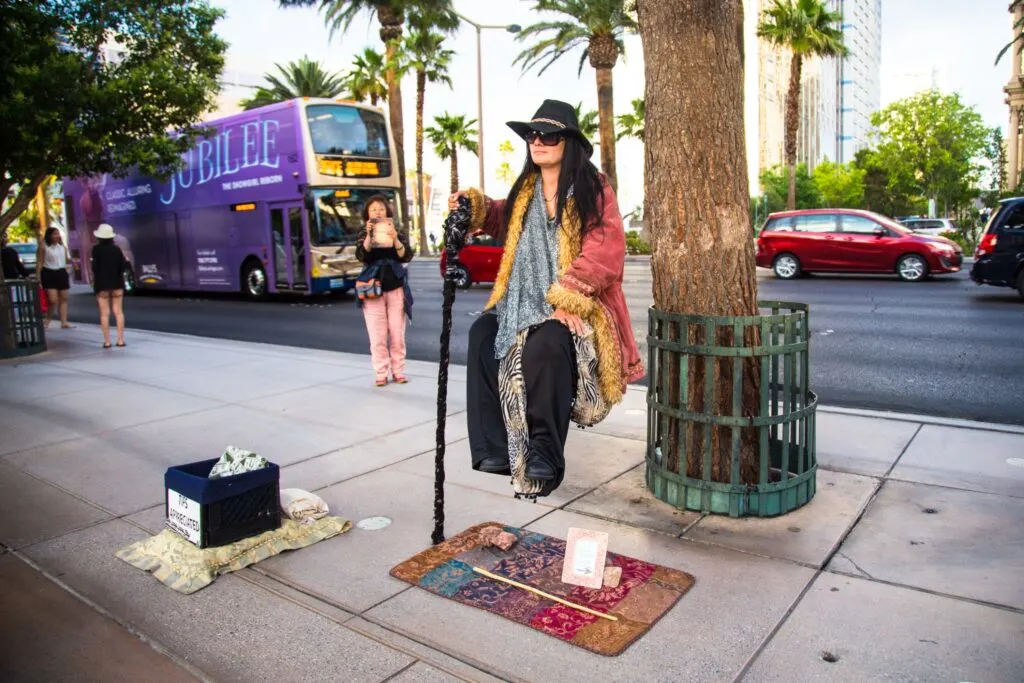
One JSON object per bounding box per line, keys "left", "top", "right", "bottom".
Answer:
{"left": 498, "top": 323, "right": 611, "bottom": 499}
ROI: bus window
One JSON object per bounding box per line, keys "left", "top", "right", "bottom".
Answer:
{"left": 306, "top": 104, "right": 389, "bottom": 159}
{"left": 271, "top": 208, "right": 288, "bottom": 287}
{"left": 307, "top": 187, "right": 400, "bottom": 247}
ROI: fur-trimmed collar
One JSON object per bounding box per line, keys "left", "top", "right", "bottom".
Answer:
{"left": 484, "top": 175, "right": 582, "bottom": 312}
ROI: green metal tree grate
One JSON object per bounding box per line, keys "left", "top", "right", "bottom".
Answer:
{"left": 645, "top": 301, "right": 817, "bottom": 517}
{"left": 1, "top": 280, "right": 47, "bottom": 359}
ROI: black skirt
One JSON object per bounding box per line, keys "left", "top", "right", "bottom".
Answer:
{"left": 41, "top": 267, "right": 70, "bottom": 291}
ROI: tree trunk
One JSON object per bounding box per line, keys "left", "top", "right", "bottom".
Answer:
{"left": 449, "top": 151, "right": 458, "bottom": 194}
{"left": 638, "top": 0, "right": 761, "bottom": 484}
{"left": 415, "top": 69, "right": 429, "bottom": 255}
{"left": 785, "top": 53, "right": 803, "bottom": 211}
{"left": 384, "top": 39, "right": 409, "bottom": 230}
{"left": 35, "top": 178, "right": 51, "bottom": 239}
{"left": 0, "top": 173, "right": 47, "bottom": 238}
{"left": 595, "top": 67, "right": 618, "bottom": 190}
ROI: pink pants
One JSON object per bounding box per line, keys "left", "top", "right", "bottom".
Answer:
{"left": 362, "top": 288, "right": 406, "bottom": 379}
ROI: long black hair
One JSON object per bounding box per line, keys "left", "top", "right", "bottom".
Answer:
{"left": 503, "top": 135, "right": 604, "bottom": 234}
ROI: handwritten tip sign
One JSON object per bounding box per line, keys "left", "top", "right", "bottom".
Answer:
{"left": 166, "top": 489, "right": 202, "bottom": 545}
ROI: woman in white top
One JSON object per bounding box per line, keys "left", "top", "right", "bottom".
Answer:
{"left": 37, "top": 227, "right": 73, "bottom": 328}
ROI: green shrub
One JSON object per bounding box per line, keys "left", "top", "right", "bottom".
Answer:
{"left": 625, "top": 230, "right": 651, "bottom": 255}
{"left": 941, "top": 230, "right": 974, "bottom": 256}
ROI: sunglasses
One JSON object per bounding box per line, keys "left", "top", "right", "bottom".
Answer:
{"left": 525, "top": 130, "right": 565, "bottom": 146}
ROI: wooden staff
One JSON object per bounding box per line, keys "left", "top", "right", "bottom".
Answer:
{"left": 472, "top": 566, "right": 618, "bottom": 622}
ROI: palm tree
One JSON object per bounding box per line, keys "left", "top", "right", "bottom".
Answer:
{"left": 514, "top": 0, "right": 637, "bottom": 191}
{"left": 403, "top": 27, "right": 453, "bottom": 254}
{"left": 343, "top": 48, "right": 388, "bottom": 105}
{"left": 425, "top": 113, "right": 478, "bottom": 193}
{"left": 278, "top": 0, "right": 458, "bottom": 219}
{"left": 758, "top": 0, "right": 847, "bottom": 209}
{"left": 239, "top": 56, "right": 345, "bottom": 110}
{"left": 997, "top": 0, "right": 1024, "bottom": 65}
{"left": 573, "top": 102, "right": 600, "bottom": 148}
{"left": 616, "top": 97, "right": 644, "bottom": 141}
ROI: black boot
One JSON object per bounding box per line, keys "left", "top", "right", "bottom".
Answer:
{"left": 476, "top": 456, "right": 510, "bottom": 475}
{"left": 525, "top": 456, "right": 556, "bottom": 481}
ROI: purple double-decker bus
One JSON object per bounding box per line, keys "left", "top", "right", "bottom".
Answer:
{"left": 64, "top": 97, "right": 400, "bottom": 299}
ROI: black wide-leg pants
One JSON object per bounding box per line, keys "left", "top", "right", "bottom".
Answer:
{"left": 467, "top": 314, "right": 576, "bottom": 490}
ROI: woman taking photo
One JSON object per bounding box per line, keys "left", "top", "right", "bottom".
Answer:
{"left": 37, "top": 227, "right": 73, "bottom": 328}
{"left": 449, "top": 99, "right": 643, "bottom": 499}
{"left": 90, "top": 224, "right": 127, "bottom": 348}
{"left": 355, "top": 195, "right": 414, "bottom": 386}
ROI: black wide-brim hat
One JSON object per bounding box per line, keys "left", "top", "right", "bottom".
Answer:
{"left": 507, "top": 99, "right": 594, "bottom": 157}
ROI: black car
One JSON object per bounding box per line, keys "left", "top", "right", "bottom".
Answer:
{"left": 970, "top": 197, "right": 1024, "bottom": 299}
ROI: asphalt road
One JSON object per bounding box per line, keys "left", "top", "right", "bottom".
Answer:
{"left": 63, "top": 258, "right": 1024, "bottom": 425}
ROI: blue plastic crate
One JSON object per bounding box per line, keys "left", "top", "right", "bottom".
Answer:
{"left": 165, "top": 458, "right": 281, "bottom": 548}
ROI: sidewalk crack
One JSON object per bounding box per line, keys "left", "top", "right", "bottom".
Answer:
{"left": 834, "top": 551, "right": 873, "bottom": 579}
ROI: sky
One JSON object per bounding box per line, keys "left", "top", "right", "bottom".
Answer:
{"left": 209, "top": 0, "right": 1013, "bottom": 215}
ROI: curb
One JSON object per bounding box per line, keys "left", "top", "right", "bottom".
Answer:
{"left": 623, "top": 384, "right": 1024, "bottom": 434}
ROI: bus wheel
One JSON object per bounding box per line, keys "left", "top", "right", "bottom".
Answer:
{"left": 242, "top": 260, "right": 267, "bottom": 300}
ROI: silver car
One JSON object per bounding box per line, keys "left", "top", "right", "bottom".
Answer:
{"left": 900, "top": 218, "right": 958, "bottom": 237}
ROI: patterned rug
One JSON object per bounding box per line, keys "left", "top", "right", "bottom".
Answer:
{"left": 390, "top": 522, "right": 695, "bottom": 656}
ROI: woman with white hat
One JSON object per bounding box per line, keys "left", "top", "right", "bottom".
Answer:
{"left": 90, "top": 223, "right": 127, "bottom": 348}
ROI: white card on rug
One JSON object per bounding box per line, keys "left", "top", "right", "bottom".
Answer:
{"left": 562, "top": 527, "right": 609, "bottom": 589}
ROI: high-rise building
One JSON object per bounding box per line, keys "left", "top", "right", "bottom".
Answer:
{"left": 835, "top": 0, "right": 882, "bottom": 163}
{"left": 744, "top": 0, "right": 881, "bottom": 193}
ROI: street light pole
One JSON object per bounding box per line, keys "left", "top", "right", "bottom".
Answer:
{"left": 475, "top": 25, "right": 484, "bottom": 194}
{"left": 454, "top": 12, "right": 520, "bottom": 196}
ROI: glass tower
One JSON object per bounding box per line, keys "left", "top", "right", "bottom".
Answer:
{"left": 835, "top": 0, "right": 883, "bottom": 163}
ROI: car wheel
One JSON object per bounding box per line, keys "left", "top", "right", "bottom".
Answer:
{"left": 453, "top": 264, "right": 472, "bottom": 290}
{"left": 897, "top": 254, "right": 928, "bottom": 282}
{"left": 122, "top": 265, "right": 136, "bottom": 294}
{"left": 1016, "top": 269, "right": 1024, "bottom": 299}
{"left": 242, "top": 259, "right": 268, "bottom": 300}
{"left": 772, "top": 253, "right": 801, "bottom": 280}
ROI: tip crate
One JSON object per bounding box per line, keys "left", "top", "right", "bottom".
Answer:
{"left": 165, "top": 458, "right": 281, "bottom": 549}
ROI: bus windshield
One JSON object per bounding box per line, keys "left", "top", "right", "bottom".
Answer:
{"left": 306, "top": 105, "right": 389, "bottom": 158}
{"left": 307, "top": 187, "right": 400, "bottom": 246}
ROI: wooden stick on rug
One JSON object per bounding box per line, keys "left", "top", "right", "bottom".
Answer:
{"left": 472, "top": 567, "right": 618, "bottom": 622}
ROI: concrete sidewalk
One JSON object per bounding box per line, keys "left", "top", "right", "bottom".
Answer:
{"left": 1, "top": 326, "right": 1021, "bottom": 683}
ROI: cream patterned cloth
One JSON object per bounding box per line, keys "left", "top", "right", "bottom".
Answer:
{"left": 280, "top": 488, "right": 330, "bottom": 523}
{"left": 115, "top": 516, "right": 351, "bottom": 594}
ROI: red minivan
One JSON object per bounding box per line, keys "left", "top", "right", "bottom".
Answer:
{"left": 438, "top": 230, "right": 504, "bottom": 289}
{"left": 756, "top": 209, "right": 963, "bottom": 282}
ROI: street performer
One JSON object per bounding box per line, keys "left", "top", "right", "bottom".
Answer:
{"left": 448, "top": 99, "right": 643, "bottom": 499}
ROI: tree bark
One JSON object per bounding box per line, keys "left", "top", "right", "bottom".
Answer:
{"left": 595, "top": 67, "right": 618, "bottom": 190}
{"left": 415, "top": 69, "right": 428, "bottom": 254}
{"left": 384, "top": 39, "right": 409, "bottom": 231}
{"left": 638, "top": 0, "right": 761, "bottom": 484}
{"left": 449, "top": 151, "right": 458, "bottom": 194}
{"left": 785, "top": 53, "right": 803, "bottom": 210}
